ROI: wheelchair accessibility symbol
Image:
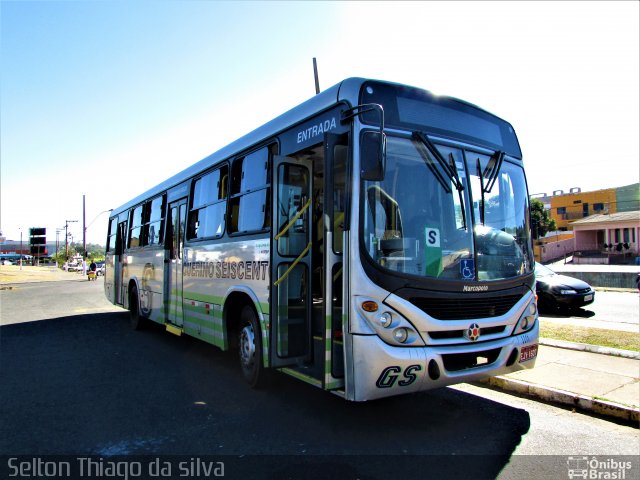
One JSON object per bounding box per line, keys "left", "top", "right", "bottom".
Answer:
{"left": 460, "top": 259, "right": 475, "bottom": 280}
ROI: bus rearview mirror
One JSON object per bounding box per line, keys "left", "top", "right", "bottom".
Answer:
{"left": 361, "top": 131, "right": 386, "bottom": 181}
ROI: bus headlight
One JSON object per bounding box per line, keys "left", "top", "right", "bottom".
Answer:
{"left": 357, "top": 297, "right": 425, "bottom": 347}
{"left": 379, "top": 312, "right": 393, "bottom": 328}
{"left": 513, "top": 299, "right": 537, "bottom": 335}
{"left": 393, "top": 327, "right": 409, "bottom": 343}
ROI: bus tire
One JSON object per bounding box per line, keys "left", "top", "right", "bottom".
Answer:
{"left": 238, "top": 305, "right": 268, "bottom": 388}
{"left": 129, "top": 285, "right": 145, "bottom": 331}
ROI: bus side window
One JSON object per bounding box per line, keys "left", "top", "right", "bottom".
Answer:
{"left": 229, "top": 147, "right": 270, "bottom": 234}
{"left": 144, "top": 195, "right": 165, "bottom": 246}
{"left": 107, "top": 218, "right": 117, "bottom": 252}
{"left": 188, "top": 165, "right": 228, "bottom": 240}
{"left": 129, "top": 205, "right": 143, "bottom": 248}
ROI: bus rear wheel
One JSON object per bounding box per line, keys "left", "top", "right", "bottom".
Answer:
{"left": 129, "top": 286, "right": 145, "bottom": 330}
{"left": 238, "top": 306, "right": 267, "bottom": 388}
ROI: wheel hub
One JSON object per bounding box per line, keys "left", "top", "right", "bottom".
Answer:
{"left": 240, "top": 325, "right": 255, "bottom": 368}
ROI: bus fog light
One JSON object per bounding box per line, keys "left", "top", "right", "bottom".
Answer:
{"left": 379, "top": 312, "right": 392, "bottom": 328}
{"left": 393, "top": 327, "right": 409, "bottom": 343}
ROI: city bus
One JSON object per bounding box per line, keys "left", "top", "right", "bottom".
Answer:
{"left": 104, "top": 78, "right": 538, "bottom": 401}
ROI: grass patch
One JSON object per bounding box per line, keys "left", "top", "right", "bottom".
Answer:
{"left": 540, "top": 322, "right": 640, "bottom": 352}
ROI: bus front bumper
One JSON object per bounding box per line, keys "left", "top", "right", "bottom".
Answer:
{"left": 350, "top": 323, "right": 538, "bottom": 401}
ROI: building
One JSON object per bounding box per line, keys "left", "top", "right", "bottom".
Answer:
{"left": 550, "top": 187, "right": 618, "bottom": 231}
{"left": 570, "top": 210, "right": 640, "bottom": 264}
{"left": 616, "top": 183, "right": 640, "bottom": 213}
{"left": 0, "top": 239, "right": 54, "bottom": 257}
{"left": 533, "top": 232, "right": 575, "bottom": 263}
{"left": 534, "top": 183, "right": 640, "bottom": 232}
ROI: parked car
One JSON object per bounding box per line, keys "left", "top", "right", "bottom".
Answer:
{"left": 96, "top": 262, "right": 106, "bottom": 276}
{"left": 535, "top": 262, "right": 595, "bottom": 312}
{"left": 66, "top": 262, "right": 80, "bottom": 272}
{"left": 1, "top": 259, "right": 13, "bottom": 265}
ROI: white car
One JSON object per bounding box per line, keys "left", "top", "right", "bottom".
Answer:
{"left": 96, "top": 262, "right": 106, "bottom": 276}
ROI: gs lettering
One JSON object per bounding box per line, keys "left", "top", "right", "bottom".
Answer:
{"left": 376, "top": 365, "right": 422, "bottom": 388}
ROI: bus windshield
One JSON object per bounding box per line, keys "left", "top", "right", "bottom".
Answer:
{"left": 363, "top": 134, "right": 533, "bottom": 281}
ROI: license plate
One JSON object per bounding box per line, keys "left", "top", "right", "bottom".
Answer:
{"left": 584, "top": 294, "right": 593, "bottom": 302}
{"left": 519, "top": 344, "right": 538, "bottom": 362}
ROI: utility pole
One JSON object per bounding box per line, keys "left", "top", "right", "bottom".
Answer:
{"left": 65, "top": 220, "right": 78, "bottom": 259}
{"left": 56, "top": 228, "right": 64, "bottom": 262}
{"left": 82, "top": 195, "right": 86, "bottom": 259}
{"left": 313, "top": 57, "right": 320, "bottom": 94}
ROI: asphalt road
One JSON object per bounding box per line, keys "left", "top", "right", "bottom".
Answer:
{"left": 0, "top": 275, "right": 122, "bottom": 325}
{"left": 0, "top": 280, "right": 638, "bottom": 480}
{"left": 538, "top": 290, "right": 639, "bottom": 333}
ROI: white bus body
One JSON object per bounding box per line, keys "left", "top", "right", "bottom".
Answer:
{"left": 105, "top": 78, "right": 538, "bottom": 401}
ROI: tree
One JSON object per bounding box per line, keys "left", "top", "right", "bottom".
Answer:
{"left": 530, "top": 198, "right": 556, "bottom": 240}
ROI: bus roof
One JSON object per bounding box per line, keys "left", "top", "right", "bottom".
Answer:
{"left": 111, "top": 78, "right": 368, "bottom": 217}
{"left": 110, "top": 77, "right": 518, "bottom": 217}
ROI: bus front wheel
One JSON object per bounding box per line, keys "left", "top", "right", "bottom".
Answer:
{"left": 238, "top": 306, "right": 267, "bottom": 388}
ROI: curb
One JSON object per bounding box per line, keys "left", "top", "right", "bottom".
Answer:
{"left": 0, "top": 276, "right": 88, "bottom": 286}
{"left": 540, "top": 337, "right": 640, "bottom": 360}
{"left": 593, "top": 287, "right": 637, "bottom": 293}
{"left": 483, "top": 376, "right": 640, "bottom": 424}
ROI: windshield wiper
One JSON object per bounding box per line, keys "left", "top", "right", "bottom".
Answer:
{"left": 475, "top": 150, "right": 505, "bottom": 225}
{"left": 449, "top": 152, "right": 467, "bottom": 229}
{"left": 482, "top": 150, "right": 505, "bottom": 193}
{"left": 412, "top": 132, "right": 465, "bottom": 193}
{"left": 412, "top": 132, "right": 450, "bottom": 193}
{"left": 477, "top": 158, "right": 486, "bottom": 225}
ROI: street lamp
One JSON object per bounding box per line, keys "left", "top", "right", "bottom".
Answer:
{"left": 84, "top": 209, "right": 113, "bottom": 257}
{"left": 82, "top": 192, "right": 113, "bottom": 259}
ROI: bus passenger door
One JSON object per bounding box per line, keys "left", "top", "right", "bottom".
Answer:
{"left": 115, "top": 220, "right": 128, "bottom": 305}
{"left": 323, "top": 133, "right": 348, "bottom": 385}
{"left": 166, "top": 199, "right": 187, "bottom": 327}
{"left": 270, "top": 155, "right": 313, "bottom": 367}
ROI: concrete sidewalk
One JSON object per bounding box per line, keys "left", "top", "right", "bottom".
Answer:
{"left": 0, "top": 265, "right": 87, "bottom": 286}
{"left": 485, "top": 340, "right": 640, "bottom": 423}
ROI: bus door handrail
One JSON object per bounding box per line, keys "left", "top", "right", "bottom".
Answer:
{"left": 274, "top": 198, "right": 312, "bottom": 241}
{"left": 273, "top": 241, "right": 312, "bottom": 287}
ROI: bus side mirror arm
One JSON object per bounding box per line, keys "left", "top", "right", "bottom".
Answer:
{"left": 342, "top": 104, "right": 386, "bottom": 181}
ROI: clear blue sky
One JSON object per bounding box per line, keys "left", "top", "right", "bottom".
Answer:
{"left": 1, "top": 1, "right": 638, "bottom": 246}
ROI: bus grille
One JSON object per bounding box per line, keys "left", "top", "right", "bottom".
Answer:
{"left": 409, "top": 294, "right": 521, "bottom": 320}
{"left": 428, "top": 326, "right": 506, "bottom": 340}
{"left": 442, "top": 348, "right": 502, "bottom": 372}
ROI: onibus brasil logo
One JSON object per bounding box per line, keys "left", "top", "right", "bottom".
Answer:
{"left": 567, "top": 456, "right": 634, "bottom": 479}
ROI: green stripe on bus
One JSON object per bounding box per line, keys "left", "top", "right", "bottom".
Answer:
{"left": 183, "top": 313, "right": 224, "bottom": 332}
{"left": 279, "top": 368, "right": 323, "bottom": 388}
{"left": 183, "top": 303, "right": 223, "bottom": 317}
{"left": 170, "top": 289, "right": 269, "bottom": 314}
{"left": 325, "top": 380, "right": 343, "bottom": 390}
{"left": 182, "top": 291, "right": 224, "bottom": 304}
{"left": 183, "top": 327, "right": 222, "bottom": 348}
